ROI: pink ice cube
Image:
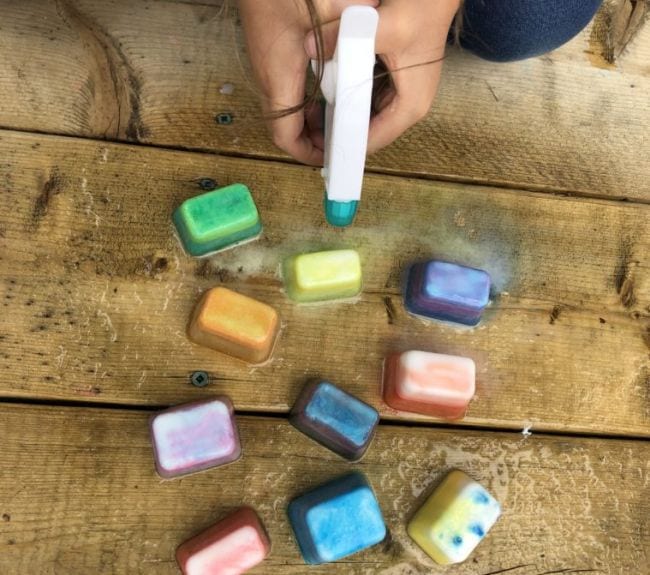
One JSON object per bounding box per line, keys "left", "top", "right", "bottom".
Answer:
{"left": 150, "top": 397, "right": 241, "bottom": 479}
{"left": 176, "top": 507, "right": 271, "bottom": 575}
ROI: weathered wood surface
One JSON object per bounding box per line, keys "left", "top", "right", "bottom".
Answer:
{"left": 1, "top": 130, "right": 649, "bottom": 435}
{"left": 0, "top": 404, "right": 648, "bottom": 574}
{"left": 0, "top": 0, "right": 648, "bottom": 199}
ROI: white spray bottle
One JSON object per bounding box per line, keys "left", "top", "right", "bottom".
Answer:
{"left": 314, "top": 5, "right": 379, "bottom": 226}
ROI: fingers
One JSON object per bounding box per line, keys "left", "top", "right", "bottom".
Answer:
{"left": 366, "top": 56, "right": 443, "bottom": 154}
{"left": 261, "top": 54, "right": 324, "bottom": 165}
{"left": 265, "top": 72, "right": 324, "bottom": 166}
{"left": 269, "top": 114, "right": 324, "bottom": 166}
{"left": 367, "top": 0, "right": 456, "bottom": 154}
{"left": 305, "top": 0, "right": 406, "bottom": 60}
{"left": 305, "top": 100, "right": 325, "bottom": 151}
{"left": 305, "top": 0, "right": 379, "bottom": 59}
{"left": 375, "top": 0, "right": 460, "bottom": 54}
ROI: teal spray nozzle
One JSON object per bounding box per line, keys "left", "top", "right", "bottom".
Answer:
{"left": 324, "top": 195, "right": 359, "bottom": 228}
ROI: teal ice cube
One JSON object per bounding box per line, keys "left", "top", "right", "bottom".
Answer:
{"left": 173, "top": 183, "right": 262, "bottom": 257}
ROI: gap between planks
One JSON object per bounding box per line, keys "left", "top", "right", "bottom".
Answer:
{"left": 1, "top": 397, "right": 649, "bottom": 444}
{"left": 1, "top": 125, "right": 649, "bottom": 208}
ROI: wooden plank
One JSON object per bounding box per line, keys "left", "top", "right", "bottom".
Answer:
{"left": 1, "top": 130, "right": 649, "bottom": 435}
{"left": 0, "top": 0, "right": 648, "bottom": 199}
{"left": 0, "top": 403, "right": 648, "bottom": 574}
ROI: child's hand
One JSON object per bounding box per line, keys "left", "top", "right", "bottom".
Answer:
{"left": 239, "top": 0, "right": 379, "bottom": 166}
{"left": 305, "top": 0, "right": 460, "bottom": 155}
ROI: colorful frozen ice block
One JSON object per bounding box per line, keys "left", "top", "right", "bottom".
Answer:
{"left": 383, "top": 350, "right": 475, "bottom": 419}
{"left": 176, "top": 507, "right": 271, "bottom": 575}
{"left": 404, "top": 260, "right": 491, "bottom": 326}
{"left": 288, "top": 472, "right": 386, "bottom": 564}
{"left": 290, "top": 381, "right": 379, "bottom": 461}
{"left": 408, "top": 470, "right": 501, "bottom": 565}
{"left": 150, "top": 396, "right": 241, "bottom": 479}
{"left": 173, "top": 183, "right": 262, "bottom": 257}
{"left": 283, "top": 249, "right": 362, "bottom": 303}
{"left": 188, "top": 287, "right": 280, "bottom": 364}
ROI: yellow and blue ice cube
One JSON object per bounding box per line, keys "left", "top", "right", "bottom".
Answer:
{"left": 408, "top": 469, "right": 501, "bottom": 564}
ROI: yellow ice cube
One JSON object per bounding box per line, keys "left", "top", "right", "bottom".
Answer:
{"left": 283, "top": 249, "right": 362, "bottom": 303}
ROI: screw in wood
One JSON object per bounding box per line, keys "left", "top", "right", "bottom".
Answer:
{"left": 190, "top": 371, "right": 210, "bottom": 388}
{"left": 216, "top": 113, "right": 234, "bottom": 125}
{"left": 198, "top": 178, "right": 217, "bottom": 191}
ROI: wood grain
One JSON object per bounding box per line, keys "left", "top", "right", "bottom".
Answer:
{"left": 0, "top": 403, "right": 648, "bottom": 574}
{"left": 0, "top": 0, "right": 648, "bottom": 199}
{"left": 1, "top": 130, "right": 649, "bottom": 435}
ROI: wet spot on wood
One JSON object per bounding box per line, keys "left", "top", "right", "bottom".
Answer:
{"left": 614, "top": 237, "right": 636, "bottom": 309}
{"left": 195, "top": 260, "right": 235, "bottom": 283}
{"left": 139, "top": 254, "right": 169, "bottom": 277}
{"left": 153, "top": 257, "right": 169, "bottom": 273}
{"left": 383, "top": 296, "right": 396, "bottom": 325}
{"left": 33, "top": 169, "right": 63, "bottom": 223}
{"left": 74, "top": 386, "right": 102, "bottom": 396}
{"left": 125, "top": 73, "right": 150, "bottom": 141}
{"left": 380, "top": 530, "right": 404, "bottom": 558}
{"left": 549, "top": 305, "right": 563, "bottom": 325}
{"left": 619, "top": 278, "right": 636, "bottom": 308}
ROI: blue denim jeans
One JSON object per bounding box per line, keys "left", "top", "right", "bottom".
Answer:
{"left": 456, "top": 0, "right": 603, "bottom": 62}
